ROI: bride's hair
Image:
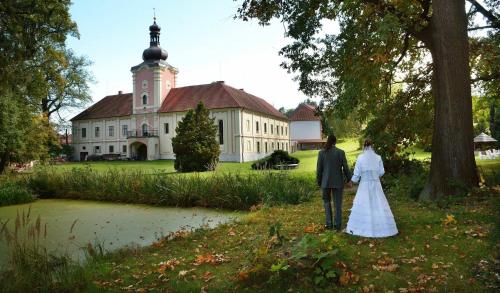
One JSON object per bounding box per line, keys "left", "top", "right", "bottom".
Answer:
{"left": 363, "top": 138, "right": 373, "bottom": 149}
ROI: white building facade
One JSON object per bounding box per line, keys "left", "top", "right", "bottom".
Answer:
{"left": 71, "top": 20, "right": 289, "bottom": 162}
{"left": 289, "top": 104, "right": 325, "bottom": 150}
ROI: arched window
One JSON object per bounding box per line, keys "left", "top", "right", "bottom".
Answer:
{"left": 142, "top": 94, "right": 147, "bottom": 105}
{"left": 142, "top": 124, "right": 148, "bottom": 136}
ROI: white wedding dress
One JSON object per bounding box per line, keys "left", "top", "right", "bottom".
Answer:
{"left": 346, "top": 147, "right": 398, "bottom": 238}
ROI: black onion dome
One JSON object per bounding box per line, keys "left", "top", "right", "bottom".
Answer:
{"left": 142, "top": 46, "right": 168, "bottom": 61}
{"left": 149, "top": 21, "right": 160, "bottom": 32}
{"left": 142, "top": 19, "right": 168, "bottom": 61}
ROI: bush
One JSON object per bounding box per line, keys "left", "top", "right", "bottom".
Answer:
{"left": 252, "top": 150, "right": 300, "bottom": 170}
{"left": 27, "top": 168, "right": 316, "bottom": 210}
{"left": 172, "top": 102, "right": 220, "bottom": 172}
{"left": 0, "top": 177, "right": 36, "bottom": 206}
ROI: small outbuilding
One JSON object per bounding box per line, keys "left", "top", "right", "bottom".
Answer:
{"left": 289, "top": 104, "right": 326, "bottom": 150}
{"left": 474, "top": 132, "right": 498, "bottom": 150}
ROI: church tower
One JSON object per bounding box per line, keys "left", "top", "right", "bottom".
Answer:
{"left": 131, "top": 18, "right": 178, "bottom": 115}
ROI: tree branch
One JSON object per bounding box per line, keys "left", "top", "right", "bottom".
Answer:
{"left": 468, "top": 25, "right": 495, "bottom": 31}
{"left": 467, "top": 0, "right": 500, "bottom": 28}
{"left": 394, "top": 33, "right": 410, "bottom": 67}
{"left": 471, "top": 73, "right": 500, "bottom": 82}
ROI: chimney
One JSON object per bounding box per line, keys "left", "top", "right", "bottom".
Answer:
{"left": 214, "top": 80, "right": 225, "bottom": 84}
{"left": 239, "top": 88, "right": 244, "bottom": 92}
{"left": 118, "top": 90, "right": 123, "bottom": 95}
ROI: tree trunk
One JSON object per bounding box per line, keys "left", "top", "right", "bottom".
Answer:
{"left": 0, "top": 152, "right": 9, "bottom": 174}
{"left": 420, "top": 0, "right": 479, "bottom": 200}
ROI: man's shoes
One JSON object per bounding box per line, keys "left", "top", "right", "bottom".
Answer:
{"left": 324, "top": 225, "right": 334, "bottom": 230}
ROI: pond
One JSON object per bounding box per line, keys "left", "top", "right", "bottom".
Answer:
{"left": 0, "top": 199, "right": 238, "bottom": 267}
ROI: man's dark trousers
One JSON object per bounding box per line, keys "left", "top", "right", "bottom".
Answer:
{"left": 322, "top": 188, "right": 343, "bottom": 229}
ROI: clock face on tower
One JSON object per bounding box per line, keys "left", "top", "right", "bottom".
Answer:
{"left": 142, "top": 80, "right": 148, "bottom": 89}
{"left": 166, "top": 80, "right": 171, "bottom": 89}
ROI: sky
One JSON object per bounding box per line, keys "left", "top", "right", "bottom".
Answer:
{"left": 65, "top": 0, "right": 317, "bottom": 120}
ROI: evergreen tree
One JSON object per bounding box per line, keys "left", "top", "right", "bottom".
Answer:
{"left": 172, "top": 102, "right": 220, "bottom": 172}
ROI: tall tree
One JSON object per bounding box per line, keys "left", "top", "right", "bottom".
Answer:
{"left": 39, "top": 49, "right": 93, "bottom": 120}
{"left": 237, "top": 0, "right": 499, "bottom": 200}
{"left": 0, "top": 0, "right": 78, "bottom": 173}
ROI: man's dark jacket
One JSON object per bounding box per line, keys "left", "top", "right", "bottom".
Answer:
{"left": 316, "top": 146, "right": 352, "bottom": 188}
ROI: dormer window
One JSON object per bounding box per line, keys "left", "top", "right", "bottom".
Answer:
{"left": 142, "top": 94, "right": 147, "bottom": 105}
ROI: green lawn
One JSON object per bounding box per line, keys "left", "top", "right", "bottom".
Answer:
{"left": 46, "top": 138, "right": 361, "bottom": 174}
{"left": 48, "top": 138, "right": 500, "bottom": 174}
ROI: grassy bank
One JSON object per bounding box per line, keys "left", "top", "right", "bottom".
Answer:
{"left": 0, "top": 177, "right": 36, "bottom": 207}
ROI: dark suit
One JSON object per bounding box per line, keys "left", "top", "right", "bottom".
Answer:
{"left": 316, "top": 146, "right": 351, "bottom": 229}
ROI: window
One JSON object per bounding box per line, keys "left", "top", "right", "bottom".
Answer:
{"left": 246, "top": 140, "right": 251, "bottom": 151}
{"left": 81, "top": 128, "right": 87, "bottom": 138}
{"left": 264, "top": 123, "right": 267, "bottom": 133}
{"left": 272, "top": 142, "right": 274, "bottom": 150}
{"left": 82, "top": 146, "right": 86, "bottom": 150}
{"left": 246, "top": 120, "right": 250, "bottom": 132}
{"left": 282, "top": 143, "right": 284, "bottom": 150}
{"left": 108, "top": 126, "right": 114, "bottom": 137}
{"left": 277, "top": 142, "right": 280, "bottom": 150}
{"left": 164, "top": 123, "right": 169, "bottom": 134}
{"left": 286, "top": 143, "right": 288, "bottom": 151}
{"left": 142, "top": 94, "right": 147, "bottom": 105}
{"left": 270, "top": 124, "right": 274, "bottom": 134}
{"left": 94, "top": 146, "right": 101, "bottom": 153}
{"left": 122, "top": 125, "right": 128, "bottom": 136}
{"left": 95, "top": 127, "right": 100, "bottom": 138}
{"left": 142, "top": 124, "right": 148, "bottom": 136}
{"left": 256, "top": 141, "right": 260, "bottom": 153}
{"left": 281, "top": 126, "right": 284, "bottom": 135}
{"left": 265, "top": 142, "right": 268, "bottom": 153}
{"left": 109, "top": 145, "right": 114, "bottom": 153}
{"left": 218, "top": 120, "right": 224, "bottom": 145}
{"left": 256, "top": 121, "right": 259, "bottom": 133}
{"left": 122, "top": 145, "right": 127, "bottom": 153}
{"left": 285, "top": 127, "right": 288, "bottom": 136}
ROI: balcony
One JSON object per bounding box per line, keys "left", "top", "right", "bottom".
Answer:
{"left": 127, "top": 129, "right": 159, "bottom": 138}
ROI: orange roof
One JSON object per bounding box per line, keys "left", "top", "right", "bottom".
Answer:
{"left": 290, "top": 104, "right": 320, "bottom": 121}
{"left": 72, "top": 82, "right": 286, "bottom": 121}
{"left": 71, "top": 93, "right": 132, "bottom": 121}
{"left": 159, "top": 82, "right": 286, "bottom": 119}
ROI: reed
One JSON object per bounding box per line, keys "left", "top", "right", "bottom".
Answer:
{"left": 27, "top": 167, "right": 317, "bottom": 210}
{"left": 0, "top": 208, "right": 89, "bottom": 292}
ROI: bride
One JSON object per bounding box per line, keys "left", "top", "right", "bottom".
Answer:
{"left": 346, "top": 139, "right": 398, "bottom": 238}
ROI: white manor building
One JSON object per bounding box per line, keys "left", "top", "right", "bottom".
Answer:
{"left": 71, "top": 20, "right": 290, "bottom": 162}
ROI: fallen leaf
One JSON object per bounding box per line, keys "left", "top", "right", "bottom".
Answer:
{"left": 443, "top": 214, "right": 456, "bottom": 226}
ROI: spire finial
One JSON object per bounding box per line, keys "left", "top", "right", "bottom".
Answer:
{"left": 153, "top": 8, "right": 156, "bottom": 22}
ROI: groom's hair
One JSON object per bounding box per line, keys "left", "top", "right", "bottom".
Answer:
{"left": 324, "top": 135, "right": 337, "bottom": 150}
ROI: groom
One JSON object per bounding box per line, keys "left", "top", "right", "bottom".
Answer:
{"left": 316, "top": 135, "right": 352, "bottom": 231}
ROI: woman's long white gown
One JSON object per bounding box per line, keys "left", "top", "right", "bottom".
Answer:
{"left": 346, "top": 148, "right": 398, "bottom": 238}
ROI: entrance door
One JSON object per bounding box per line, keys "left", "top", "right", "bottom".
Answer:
{"left": 137, "top": 144, "right": 147, "bottom": 160}
{"left": 80, "top": 152, "right": 88, "bottom": 161}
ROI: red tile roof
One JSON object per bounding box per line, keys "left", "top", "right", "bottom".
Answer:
{"left": 71, "top": 93, "right": 132, "bottom": 121}
{"left": 72, "top": 82, "right": 286, "bottom": 121}
{"left": 289, "top": 103, "right": 320, "bottom": 121}
{"left": 159, "top": 82, "right": 287, "bottom": 119}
